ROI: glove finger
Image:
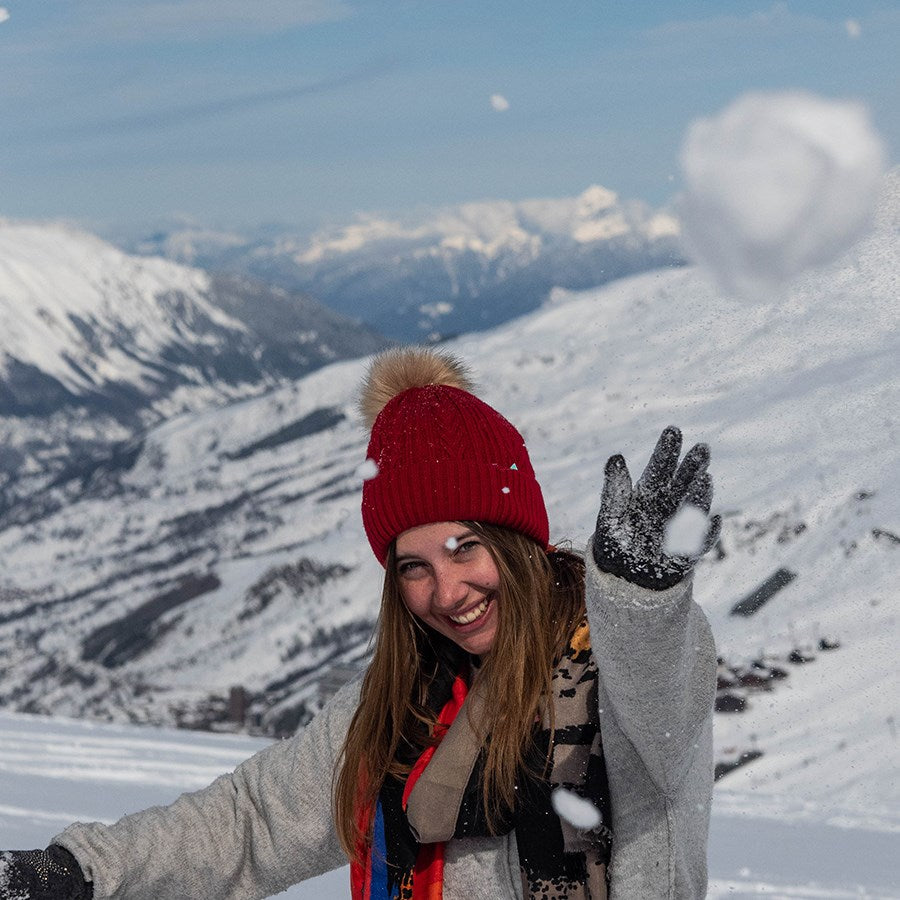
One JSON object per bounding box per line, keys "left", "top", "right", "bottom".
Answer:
{"left": 598, "top": 453, "right": 633, "bottom": 523}
{"left": 699, "top": 514, "right": 722, "bottom": 557}
{"left": 670, "top": 442, "right": 710, "bottom": 506}
{"left": 683, "top": 470, "right": 714, "bottom": 514}
{"left": 636, "top": 425, "right": 682, "bottom": 495}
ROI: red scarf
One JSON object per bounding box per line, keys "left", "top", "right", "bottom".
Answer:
{"left": 351, "top": 672, "right": 469, "bottom": 900}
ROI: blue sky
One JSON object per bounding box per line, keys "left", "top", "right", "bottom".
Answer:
{"left": 1, "top": 1, "right": 898, "bottom": 235}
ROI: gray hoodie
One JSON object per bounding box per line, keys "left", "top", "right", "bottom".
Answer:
{"left": 56, "top": 548, "right": 716, "bottom": 899}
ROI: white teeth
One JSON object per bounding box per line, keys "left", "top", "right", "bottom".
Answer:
{"left": 449, "top": 597, "right": 490, "bottom": 625}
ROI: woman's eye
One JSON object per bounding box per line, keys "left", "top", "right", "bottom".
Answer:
{"left": 398, "top": 561, "right": 423, "bottom": 576}
{"left": 455, "top": 540, "right": 480, "bottom": 555}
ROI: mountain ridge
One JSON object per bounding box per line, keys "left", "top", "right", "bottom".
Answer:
{"left": 124, "top": 184, "right": 685, "bottom": 342}
{"left": 0, "top": 220, "right": 389, "bottom": 512}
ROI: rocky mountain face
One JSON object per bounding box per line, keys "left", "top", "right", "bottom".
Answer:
{"left": 126, "top": 185, "right": 685, "bottom": 341}
{"left": 0, "top": 221, "right": 389, "bottom": 514}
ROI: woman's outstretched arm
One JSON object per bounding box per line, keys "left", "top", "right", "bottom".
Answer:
{"left": 40, "top": 677, "right": 361, "bottom": 900}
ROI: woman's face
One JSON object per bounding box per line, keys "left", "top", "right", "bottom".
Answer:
{"left": 394, "top": 521, "right": 501, "bottom": 657}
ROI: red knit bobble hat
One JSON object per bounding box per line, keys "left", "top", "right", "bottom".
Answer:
{"left": 359, "top": 348, "right": 550, "bottom": 566}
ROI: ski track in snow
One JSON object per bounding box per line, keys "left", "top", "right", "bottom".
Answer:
{"left": 708, "top": 880, "right": 900, "bottom": 899}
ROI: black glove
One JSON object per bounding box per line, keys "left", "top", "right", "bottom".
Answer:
{"left": 592, "top": 425, "right": 721, "bottom": 591}
{"left": 0, "top": 846, "right": 92, "bottom": 900}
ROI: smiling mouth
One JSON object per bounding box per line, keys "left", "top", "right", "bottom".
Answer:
{"left": 448, "top": 595, "right": 493, "bottom": 626}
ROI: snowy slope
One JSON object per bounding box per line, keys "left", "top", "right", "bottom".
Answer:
{"left": 0, "top": 172, "right": 897, "bottom": 824}
{"left": 127, "top": 185, "right": 684, "bottom": 342}
{"left": 0, "top": 220, "right": 387, "bottom": 514}
{"left": 1, "top": 711, "right": 897, "bottom": 898}
{"left": 0, "top": 222, "right": 236, "bottom": 401}
{"left": 0, "top": 221, "right": 383, "bottom": 415}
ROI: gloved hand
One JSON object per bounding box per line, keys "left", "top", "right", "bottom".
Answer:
{"left": 592, "top": 425, "right": 721, "bottom": 590}
{"left": 0, "top": 846, "right": 92, "bottom": 900}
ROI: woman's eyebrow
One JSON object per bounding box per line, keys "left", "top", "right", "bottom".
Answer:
{"left": 395, "top": 531, "right": 477, "bottom": 561}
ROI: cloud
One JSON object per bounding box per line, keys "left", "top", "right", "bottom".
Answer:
{"left": 845, "top": 19, "right": 862, "bottom": 38}
{"left": 647, "top": 3, "right": 832, "bottom": 42}
{"left": 27, "top": 58, "right": 395, "bottom": 139}
{"left": 74, "top": 0, "right": 351, "bottom": 41}
{"left": 0, "top": 7, "right": 10, "bottom": 23}
{"left": 490, "top": 94, "right": 510, "bottom": 112}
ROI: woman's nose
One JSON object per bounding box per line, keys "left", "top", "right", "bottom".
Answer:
{"left": 432, "top": 569, "right": 467, "bottom": 611}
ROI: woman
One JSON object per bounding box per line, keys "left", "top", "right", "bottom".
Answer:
{"left": 0, "top": 348, "right": 719, "bottom": 899}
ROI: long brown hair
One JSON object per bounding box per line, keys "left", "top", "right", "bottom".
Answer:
{"left": 333, "top": 522, "right": 585, "bottom": 861}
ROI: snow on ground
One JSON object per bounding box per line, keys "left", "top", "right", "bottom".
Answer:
{"left": 679, "top": 91, "right": 886, "bottom": 300}
{"left": 0, "top": 712, "right": 346, "bottom": 899}
{"left": 0, "top": 711, "right": 897, "bottom": 898}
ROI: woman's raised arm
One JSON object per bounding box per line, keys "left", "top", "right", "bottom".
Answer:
{"left": 586, "top": 425, "right": 718, "bottom": 793}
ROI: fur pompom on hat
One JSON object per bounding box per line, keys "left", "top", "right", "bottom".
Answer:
{"left": 359, "top": 348, "right": 550, "bottom": 565}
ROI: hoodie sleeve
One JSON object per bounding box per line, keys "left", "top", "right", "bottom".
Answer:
{"left": 53, "top": 678, "right": 361, "bottom": 900}
{"left": 584, "top": 540, "right": 717, "bottom": 796}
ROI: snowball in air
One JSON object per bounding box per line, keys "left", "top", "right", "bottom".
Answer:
{"left": 355, "top": 459, "right": 379, "bottom": 481}
{"left": 679, "top": 91, "right": 886, "bottom": 300}
{"left": 0, "top": 8, "right": 10, "bottom": 23}
{"left": 663, "top": 504, "right": 710, "bottom": 557}
{"left": 551, "top": 787, "right": 602, "bottom": 830}
{"left": 490, "top": 94, "right": 510, "bottom": 112}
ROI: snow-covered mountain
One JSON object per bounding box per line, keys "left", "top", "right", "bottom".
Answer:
{"left": 0, "top": 172, "right": 897, "bottom": 819}
{"left": 126, "top": 185, "right": 684, "bottom": 342}
{"left": 0, "top": 221, "right": 388, "bottom": 512}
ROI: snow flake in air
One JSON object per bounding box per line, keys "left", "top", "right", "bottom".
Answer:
{"left": 501, "top": 486, "right": 511, "bottom": 494}
{"left": 445, "top": 537, "right": 459, "bottom": 551}
{"left": 490, "top": 94, "right": 510, "bottom": 112}
{"left": 355, "top": 459, "right": 379, "bottom": 481}
{"left": 0, "top": 8, "right": 9, "bottom": 23}
{"left": 679, "top": 90, "right": 886, "bottom": 301}
{"left": 663, "top": 504, "right": 710, "bottom": 557}
{"left": 551, "top": 787, "right": 602, "bottom": 830}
